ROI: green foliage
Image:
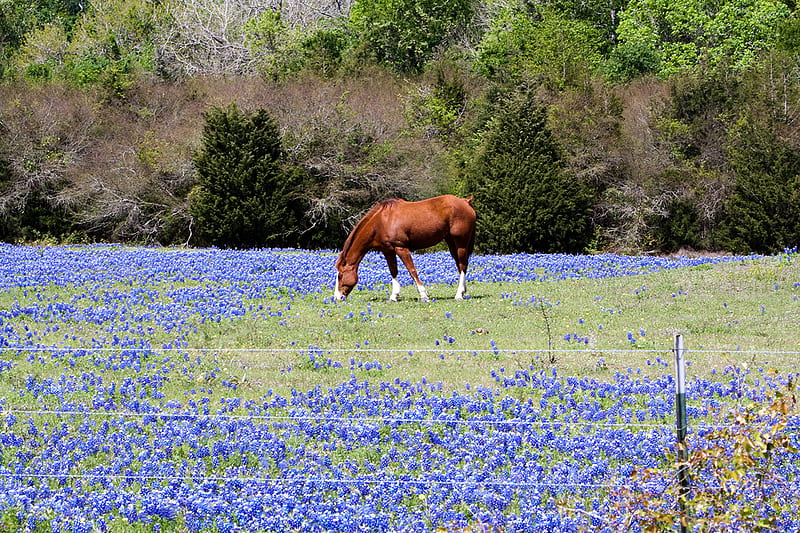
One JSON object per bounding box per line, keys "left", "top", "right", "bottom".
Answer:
{"left": 653, "top": 199, "right": 701, "bottom": 253}
{"left": 616, "top": 0, "right": 792, "bottom": 77}
{"left": 718, "top": 120, "right": 800, "bottom": 254}
{"left": 0, "top": 189, "right": 76, "bottom": 244}
{"left": 604, "top": 41, "right": 660, "bottom": 82}
{"left": 301, "top": 23, "right": 352, "bottom": 77}
{"left": 349, "top": 0, "right": 472, "bottom": 73}
{"left": 189, "top": 103, "right": 305, "bottom": 249}
{"left": 405, "top": 64, "right": 468, "bottom": 141}
{"left": 8, "top": 0, "right": 158, "bottom": 94}
{"left": 546, "top": 0, "right": 627, "bottom": 44}
{"left": 476, "top": 6, "right": 605, "bottom": 89}
{"left": 0, "top": 0, "right": 84, "bottom": 57}
{"left": 655, "top": 62, "right": 800, "bottom": 254}
{"left": 463, "top": 88, "right": 594, "bottom": 253}
{"left": 0, "top": 0, "right": 798, "bottom": 252}
{"left": 244, "top": 9, "right": 306, "bottom": 81}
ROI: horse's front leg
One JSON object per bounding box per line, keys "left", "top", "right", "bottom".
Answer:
{"left": 395, "top": 247, "right": 429, "bottom": 302}
{"left": 382, "top": 249, "right": 402, "bottom": 301}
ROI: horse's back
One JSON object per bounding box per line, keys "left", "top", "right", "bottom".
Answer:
{"left": 392, "top": 195, "right": 473, "bottom": 222}
{"left": 406, "top": 195, "right": 475, "bottom": 220}
{"left": 377, "top": 195, "right": 474, "bottom": 247}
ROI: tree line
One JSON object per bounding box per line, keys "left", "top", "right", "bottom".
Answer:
{"left": 1, "top": 0, "right": 799, "bottom": 254}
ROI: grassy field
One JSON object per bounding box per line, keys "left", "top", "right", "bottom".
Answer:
{"left": 1, "top": 249, "right": 798, "bottom": 402}
{"left": 0, "top": 246, "right": 797, "bottom": 532}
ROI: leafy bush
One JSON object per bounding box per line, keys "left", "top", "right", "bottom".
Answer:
{"left": 405, "top": 65, "right": 468, "bottom": 141}
{"left": 476, "top": 7, "right": 605, "bottom": 89}
{"left": 189, "top": 103, "right": 305, "bottom": 248}
{"left": 349, "top": 0, "right": 473, "bottom": 74}
{"left": 616, "top": 0, "right": 792, "bottom": 77}
{"left": 301, "top": 24, "right": 352, "bottom": 77}
{"left": 604, "top": 41, "right": 660, "bottom": 82}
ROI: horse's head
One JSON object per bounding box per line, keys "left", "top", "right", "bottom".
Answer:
{"left": 334, "top": 264, "right": 358, "bottom": 301}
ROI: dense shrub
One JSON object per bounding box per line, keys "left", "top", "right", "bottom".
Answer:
{"left": 463, "top": 88, "right": 594, "bottom": 253}
{"left": 189, "top": 103, "right": 305, "bottom": 248}
{"left": 1, "top": 0, "right": 798, "bottom": 252}
{"left": 718, "top": 121, "right": 800, "bottom": 253}
{"left": 348, "top": 0, "right": 473, "bottom": 74}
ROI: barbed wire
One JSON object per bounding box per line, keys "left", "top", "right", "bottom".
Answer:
{"left": 0, "top": 408, "right": 676, "bottom": 428}
{"left": 3, "top": 346, "right": 800, "bottom": 355}
{"left": 2, "top": 408, "right": 796, "bottom": 435}
{"left": 0, "top": 471, "right": 627, "bottom": 489}
{"left": 1, "top": 345, "right": 797, "bottom": 499}
{"left": 0, "top": 471, "right": 798, "bottom": 496}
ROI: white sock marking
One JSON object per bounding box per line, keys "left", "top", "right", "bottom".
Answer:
{"left": 390, "top": 278, "right": 401, "bottom": 301}
{"left": 455, "top": 271, "right": 467, "bottom": 300}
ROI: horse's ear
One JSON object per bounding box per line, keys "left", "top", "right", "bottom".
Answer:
{"left": 465, "top": 195, "right": 474, "bottom": 206}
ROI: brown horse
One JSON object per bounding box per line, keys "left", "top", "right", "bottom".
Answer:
{"left": 334, "top": 195, "right": 476, "bottom": 302}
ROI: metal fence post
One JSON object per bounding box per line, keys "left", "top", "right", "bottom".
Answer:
{"left": 674, "top": 334, "right": 689, "bottom": 533}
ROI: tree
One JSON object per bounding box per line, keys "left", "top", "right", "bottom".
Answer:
{"left": 9, "top": 0, "right": 160, "bottom": 93}
{"left": 476, "top": 5, "right": 605, "bottom": 89}
{"left": 718, "top": 118, "right": 800, "bottom": 253}
{"left": 616, "top": 0, "right": 792, "bottom": 78}
{"left": 0, "top": 0, "right": 85, "bottom": 58}
{"left": 349, "top": 0, "right": 472, "bottom": 73}
{"left": 462, "top": 88, "right": 594, "bottom": 253}
{"left": 156, "top": 0, "right": 351, "bottom": 78}
{"left": 189, "top": 103, "right": 304, "bottom": 248}
{"left": 545, "top": 0, "right": 628, "bottom": 46}
{"left": 0, "top": 85, "right": 94, "bottom": 241}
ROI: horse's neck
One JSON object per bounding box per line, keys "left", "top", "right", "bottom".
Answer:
{"left": 339, "top": 221, "right": 376, "bottom": 268}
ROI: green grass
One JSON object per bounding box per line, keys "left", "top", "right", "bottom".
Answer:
{"left": 181, "top": 256, "right": 800, "bottom": 397}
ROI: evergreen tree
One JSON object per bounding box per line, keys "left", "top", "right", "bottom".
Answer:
{"left": 464, "top": 89, "right": 594, "bottom": 253}
{"left": 719, "top": 121, "right": 800, "bottom": 253}
{"left": 189, "top": 104, "right": 303, "bottom": 248}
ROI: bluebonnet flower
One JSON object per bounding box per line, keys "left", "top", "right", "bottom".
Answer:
{"left": 0, "top": 245, "right": 794, "bottom": 532}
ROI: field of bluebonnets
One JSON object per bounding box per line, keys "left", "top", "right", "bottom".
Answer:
{"left": 0, "top": 244, "right": 799, "bottom": 532}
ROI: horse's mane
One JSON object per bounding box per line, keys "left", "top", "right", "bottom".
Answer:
{"left": 336, "top": 199, "right": 399, "bottom": 267}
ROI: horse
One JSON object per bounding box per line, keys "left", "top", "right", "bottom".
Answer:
{"left": 334, "top": 195, "right": 476, "bottom": 302}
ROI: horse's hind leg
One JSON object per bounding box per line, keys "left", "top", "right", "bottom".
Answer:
{"left": 395, "top": 247, "right": 429, "bottom": 302}
{"left": 382, "top": 249, "right": 402, "bottom": 301}
{"left": 455, "top": 271, "right": 467, "bottom": 300}
{"left": 446, "top": 239, "right": 470, "bottom": 300}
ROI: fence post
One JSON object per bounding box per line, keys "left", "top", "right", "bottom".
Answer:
{"left": 674, "top": 333, "right": 689, "bottom": 533}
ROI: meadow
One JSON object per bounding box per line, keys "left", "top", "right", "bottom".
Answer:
{"left": 0, "top": 244, "right": 798, "bottom": 532}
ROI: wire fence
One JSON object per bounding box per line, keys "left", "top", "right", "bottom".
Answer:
{"left": 0, "top": 344, "right": 799, "bottom": 495}
{"left": 8, "top": 346, "right": 800, "bottom": 355}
